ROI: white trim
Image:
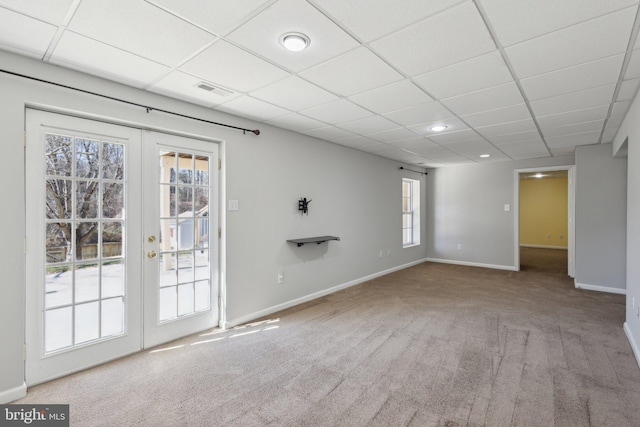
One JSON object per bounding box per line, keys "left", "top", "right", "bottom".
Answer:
{"left": 225, "top": 258, "right": 428, "bottom": 328}
{"left": 426, "top": 258, "right": 517, "bottom": 271}
{"left": 575, "top": 281, "right": 626, "bottom": 295}
{"left": 0, "top": 383, "right": 27, "bottom": 404}
{"left": 624, "top": 322, "right": 640, "bottom": 369}
{"left": 520, "top": 244, "right": 568, "bottom": 250}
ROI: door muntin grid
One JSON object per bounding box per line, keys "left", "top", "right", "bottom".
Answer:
{"left": 43, "top": 132, "right": 127, "bottom": 354}
{"left": 157, "top": 150, "right": 211, "bottom": 323}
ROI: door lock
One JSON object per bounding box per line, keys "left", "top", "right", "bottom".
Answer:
{"left": 147, "top": 235, "right": 156, "bottom": 243}
{"left": 147, "top": 250, "right": 158, "bottom": 259}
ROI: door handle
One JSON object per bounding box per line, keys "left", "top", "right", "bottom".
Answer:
{"left": 147, "top": 250, "right": 158, "bottom": 259}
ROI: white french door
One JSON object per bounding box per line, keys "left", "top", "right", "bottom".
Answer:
{"left": 26, "top": 110, "right": 219, "bottom": 386}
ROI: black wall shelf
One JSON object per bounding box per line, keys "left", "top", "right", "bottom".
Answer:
{"left": 286, "top": 236, "right": 340, "bottom": 247}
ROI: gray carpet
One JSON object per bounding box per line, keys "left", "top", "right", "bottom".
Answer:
{"left": 16, "top": 248, "right": 640, "bottom": 426}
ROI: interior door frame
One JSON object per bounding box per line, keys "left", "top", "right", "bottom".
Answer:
{"left": 513, "top": 165, "right": 576, "bottom": 277}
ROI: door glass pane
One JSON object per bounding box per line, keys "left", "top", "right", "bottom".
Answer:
{"left": 177, "top": 252, "right": 194, "bottom": 284}
{"left": 43, "top": 133, "right": 127, "bottom": 354}
{"left": 159, "top": 287, "right": 177, "bottom": 321}
{"left": 195, "top": 281, "right": 210, "bottom": 312}
{"left": 178, "top": 283, "right": 194, "bottom": 316}
{"left": 159, "top": 253, "right": 177, "bottom": 287}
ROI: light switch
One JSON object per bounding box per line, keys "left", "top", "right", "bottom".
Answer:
{"left": 504, "top": 204, "right": 510, "bottom": 212}
{"left": 228, "top": 200, "right": 239, "bottom": 211}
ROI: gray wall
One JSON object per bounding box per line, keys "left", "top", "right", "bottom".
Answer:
{"left": 574, "top": 143, "right": 627, "bottom": 292}
{"left": 614, "top": 90, "right": 640, "bottom": 366}
{"left": 0, "top": 51, "right": 428, "bottom": 402}
{"left": 426, "top": 156, "right": 574, "bottom": 269}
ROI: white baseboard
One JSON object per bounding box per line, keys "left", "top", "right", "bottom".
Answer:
{"left": 225, "top": 258, "right": 428, "bottom": 328}
{"left": 520, "top": 244, "right": 568, "bottom": 250}
{"left": 574, "top": 281, "right": 626, "bottom": 295}
{"left": 0, "top": 382, "right": 26, "bottom": 404}
{"left": 624, "top": 322, "right": 640, "bottom": 369}
{"left": 425, "top": 258, "right": 517, "bottom": 272}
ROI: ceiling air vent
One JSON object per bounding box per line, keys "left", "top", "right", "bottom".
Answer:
{"left": 195, "top": 81, "right": 234, "bottom": 97}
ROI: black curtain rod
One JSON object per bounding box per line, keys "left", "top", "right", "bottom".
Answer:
{"left": 399, "top": 166, "right": 427, "bottom": 175}
{"left": 0, "top": 69, "right": 261, "bottom": 136}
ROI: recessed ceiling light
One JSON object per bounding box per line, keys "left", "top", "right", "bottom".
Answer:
{"left": 430, "top": 125, "right": 448, "bottom": 132}
{"left": 479, "top": 154, "right": 490, "bottom": 158}
{"left": 280, "top": 32, "right": 310, "bottom": 52}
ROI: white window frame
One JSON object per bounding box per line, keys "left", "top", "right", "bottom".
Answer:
{"left": 402, "top": 178, "right": 420, "bottom": 247}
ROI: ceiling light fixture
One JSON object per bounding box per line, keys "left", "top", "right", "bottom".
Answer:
{"left": 480, "top": 154, "right": 490, "bottom": 158}
{"left": 430, "top": 125, "right": 448, "bottom": 132}
{"left": 280, "top": 32, "right": 310, "bottom": 52}
{"left": 534, "top": 173, "right": 545, "bottom": 178}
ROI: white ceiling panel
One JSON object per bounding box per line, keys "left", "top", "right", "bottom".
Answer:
{"left": 478, "top": 0, "right": 638, "bottom": 46}
{"left": 500, "top": 142, "right": 550, "bottom": 159}
{"left": 50, "top": 32, "right": 170, "bottom": 88}
{"left": 367, "top": 127, "right": 420, "bottom": 143}
{"left": 0, "top": 0, "right": 75, "bottom": 24}
{"left": 300, "top": 99, "right": 372, "bottom": 123}
{"left": 624, "top": 49, "right": 640, "bottom": 79}
{"left": 68, "top": 0, "right": 215, "bottom": 66}
{"left": 529, "top": 84, "right": 616, "bottom": 117}
{"left": 300, "top": 47, "right": 403, "bottom": 96}
{"left": 488, "top": 130, "right": 544, "bottom": 145}
{"left": 146, "top": 0, "right": 270, "bottom": 36}
{"left": 445, "top": 139, "right": 505, "bottom": 157}
{"left": 227, "top": 0, "right": 359, "bottom": 72}
{"left": 349, "top": 80, "right": 433, "bottom": 114}
{"left": 441, "top": 82, "right": 524, "bottom": 116}
{"left": 536, "top": 105, "right": 609, "bottom": 128}
{"left": 370, "top": 1, "right": 496, "bottom": 76}
{"left": 408, "top": 117, "right": 469, "bottom": 137}
{"left": 505, "top": 8, "right": 635, "bottom": 79}
{"left": 475, "top": 119, "right": 537, "bottom": 138}
{"left": 541, "top": 120, "right": 605, "bottom": 138}
{"left": 309, "top": 0, "right": 464, "bottom": 43}
{"left": 426, "top": 129, "right": 482, "bottom": 144}
{"left": 250, "top": 76, "right": 339, "bottom": 111}
{"left": 265, "top": 113, "right": 327, "bottom": 132}
{"left": 520, "top": 54, "right": 625, "bottom": 100}
{"left": 334, "top": 135, "right": 390, "bottom": 150}
{"left": 546, "top": 131, "right": 601, "bottom": 146}
{"left": 390, "top": 138, "right": 439, "bottom": 153}
{"left": 0, "top": 8, "right": 58, "bottom": 58}
{"left": 149, "top": 70, "right": 241, "bottom": 106}
{"left": 216, "top": 96, "right": 290, "bottom": 121}
{"left": 617, "top": 78, "right": 640, "bottom": 101}
{"left": 302, "top": 126, "right": 357, "bottom": 142}
{"left": 413, "top": 51, "right": 512, "bottom": 100}
{"left": 461, "top": 103, "right": 531, "bottom": 128}
{"left": 181, "top": 40, "right": 290, "bottom": 93}
{"left": 612, "top": 100, "right": 632, "bottom": 117}
{"left": 337, "top": 115, "right": 399, "bottom": 135}
{"left": 383, "top": 102, "right": 454, "bottom": 126}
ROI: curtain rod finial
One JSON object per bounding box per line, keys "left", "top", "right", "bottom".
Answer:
{"left": 252, "top": 129, "right": 260, "bottom": 136}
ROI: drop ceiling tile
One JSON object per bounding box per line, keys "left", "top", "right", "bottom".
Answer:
{"left": 349, "top": 80, "right": 433, "bottom": 114}
{"left": 357, "top": 142, "right": 397, "bottom": 153}
{"left": 408, "top": 117, "right": 468, "bottom": 137}
{"left": 147, "top": 0, "right": 269, "bottom": 36}
{"left": 529, "top": 84, "right": 615, "bottom": 116}
{"left": 536, "top": 105, "right": 609, "bottom": 128}
{"left": 390, "top": 138, "right": 440, "bottom": 154}
{"left": 488, "top": 131, "right": 543, "bottom": 145}
{"left": 265, "top": 113, "right": 326, "bottom": 132}
{"left": 150, "top": 71, "right": 241, "bottom": 107}
{"left": 334, "top": 135, "right": 389, "bottom": 150}
{"left": 370, "top": 1, "right": 496, "bottom": 76}
{"left": 549, "top": 146, "right": 578, "bottom": 156}
{"left": 546, "top": 131, "right": 601, "bottom": 146}
{"left": 505, "top": 8, "right": 634, "bottom": 79}
{"left": 0, "top": 0, "right": 75, "bottom": 24}
{"left": 216, "top": 96, "right": 290, "bottom": 122}
{"left": 68, "top": 0, "right": 215, "bottom": 66}
{"left": 602, "top": 127, "right": 618, "bottom": 143}
{"left": 382, "top": 149, "right": 430, "bottom": 164}
{"left": 426, "top": 129, "right": 481, "bottom": 144}
{"left": 300, "top": 99, "right": 372, "bottom": 123}
{"left": 367, "top": 127, "right": 420, "bottom": 143}
{"left": 617, "top": 78, "right": 640, "bottom": 101}
{"left": 445, "top": 139, "right": 502, "bottom": 157}
{"left": 541, "top": 120, "right": 605, "bottom": 138}
{"left": 520, "top": 54, "right": 625, "bottom": 100}
{"left": 475, "top": 119, "right": 537, "bottom": 138}
{"left": 441, "top": 82, "right": 524, "bottom": 116}
{"left": 250, "top": 76, "right": 339, "bottom": 111}
{"left": 300, "top": 47, "right": 403, "bottom": 96}
{"left": 50, "top": 32, "right": 170, "bottom": 88}
{"left": 500, "top": 142, "right": 550, "bottom": 159}
{"left": 478, "top": 0, "right": 638, "bottom": 46}
{"left": 413, "top": 51, "right": 513, "bottom": 100}
{"left": 181, "top": 40, "right": 290, "bottom": 93}
{"left": 383, "top": 102, "right": 454, "bottom": 126}
{"left": 337, "top": 115, "right": 399, "bottom": 135}
{"left": 227, "top": 0, "right": 359, "bottom": 72}
{"left": 310, "top": 0, "right": 464, "bottom": 43}
{"left": 0, "top": 8, "right": 58, "bottom": 58}
{"left": 301, "top": 126, "right": 357, "bottom": 142}
{"left": 611, "top": 100, "right": 632, "bottom": 117}
{"left": 605, "top": 116, "right": 625, "bottom": 133}
{"left": 624, "top": 49, "right": 640, "bottom": 79}
{"left": 461, "top": 103, "right": 531, "bottom": 128}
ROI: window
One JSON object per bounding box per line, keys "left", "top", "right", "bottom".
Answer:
{"left": 402, "top": 178, "right": 420, "bottom": 247}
